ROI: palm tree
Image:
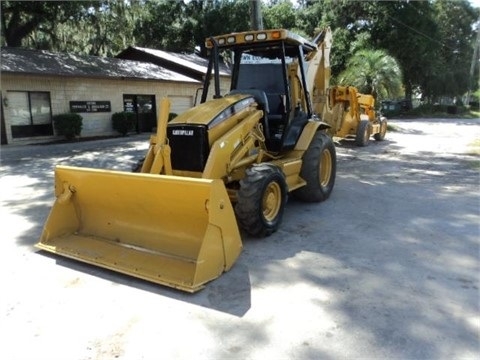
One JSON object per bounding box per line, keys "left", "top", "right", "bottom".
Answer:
{"left": 338, "top": 49, "right": 403, "bottom": 100}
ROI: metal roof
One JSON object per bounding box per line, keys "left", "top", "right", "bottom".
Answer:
{"left": 0, "top": 47, "right": 200, "bottom": 83}
{"left": 116, "top": 46, "right": 231, "bottom": 80}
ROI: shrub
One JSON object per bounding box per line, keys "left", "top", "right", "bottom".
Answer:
{"left": 469, "top": 101, "right": 479, "bottom": 110}
{"left": 53, "top": 113, "right": 83, "bottom": 140}
{"left": 112, "top": 111, "right": 136, "bottom": 136}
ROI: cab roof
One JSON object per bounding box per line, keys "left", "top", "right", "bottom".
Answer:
{"left": 205, "top": 29, "right": 317, "bottom": 55}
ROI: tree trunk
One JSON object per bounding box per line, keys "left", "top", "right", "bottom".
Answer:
{"left": 404, "top": 81, "right": 413, "bottom": 102}
{"left": 2, "top": 6, "right": 43, "bottom": 47}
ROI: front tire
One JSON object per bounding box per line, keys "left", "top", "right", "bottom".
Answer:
{"left": 292, "top": 131, "right": 336, "bottom": 202}
{"left": 373, "top": 118, "right": 387, "bottom": 141}
{"left": 235, "top": 163, "right": 287, "bottom": 237}
{"left": 356, "top": 119, "right": 371, "bottom": 146}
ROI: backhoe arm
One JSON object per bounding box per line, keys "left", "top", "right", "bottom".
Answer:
{"left": 305, "top": 27, "right": 333, "bottom": 116}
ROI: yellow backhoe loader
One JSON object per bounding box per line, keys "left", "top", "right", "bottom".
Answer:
{"left": 323, "top": 85, "right": 388, "bottom": 146}
{"left": 36, "top": 28, "right": 336, "bottom": 292}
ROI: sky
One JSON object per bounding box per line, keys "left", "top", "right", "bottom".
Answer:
{"left": 469, "top": 0, "right": 480, "bottom": 8}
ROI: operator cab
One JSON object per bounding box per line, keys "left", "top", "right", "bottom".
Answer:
{"left": 202, "top": 29, "right": 317, "bottom": 152}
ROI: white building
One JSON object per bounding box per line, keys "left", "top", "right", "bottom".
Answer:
{"left": 1, "top": 47, "right": 231, "bottom": 145}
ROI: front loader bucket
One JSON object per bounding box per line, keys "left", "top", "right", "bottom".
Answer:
{"left": 36, "top": 165, "right": 242, "bottom": 292}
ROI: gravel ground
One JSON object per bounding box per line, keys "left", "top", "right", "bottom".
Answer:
{"left": 1, "top": 117, "right": 479, "bottom": 360}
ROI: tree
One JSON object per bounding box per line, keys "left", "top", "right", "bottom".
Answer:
{"left": 367, "top": 0, "right": 478, "bottom": 103}
{"left": 78, "top": 0, "right": 144, "bottom": 56}
{"left": 338, "top": 49, "right": 403, "bottom": 101}
{"left": 263, "top": 1, "right": 296, "bottom": 30}
{"left": 1, "top": 1, "right": 94, "bottom": 48}
{"left": 296, "top": 0, "right": 477, "bottom": 103}
{"left": 293, "top": 0, "right": 402, "bottom": 88}
{"left": 133, "top": 0, "right": 250, "bottom": 56}
{"left": 1, "top": 0, "right": 142, "bottom": 56}
{"left": 2, "top": 0, "right": 477, "bottom": 105}
{"left": 192, "top": 0, "right": 250, "bottom": 55}
{"left": 429, "top": 0, "right": 478, "bottom": 101}
{"left": 133, "top": 1, "right": 187, "bottom": 52}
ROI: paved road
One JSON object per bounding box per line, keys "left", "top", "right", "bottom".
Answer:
{"left": 1, "top": 118, "right": 479, "bottom": 359}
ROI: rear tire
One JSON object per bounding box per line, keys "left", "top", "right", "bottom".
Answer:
{"left": 235, "top": 163, "right": 287, "bottom": 237}
{"left": 355, "top": 119, "right": 371, "bottom": 146}
{"left": 373, "top": 118, "right": 387, "bottom": 141}
{"left": 292, "top": 131, "right": 336, "bottom": 202}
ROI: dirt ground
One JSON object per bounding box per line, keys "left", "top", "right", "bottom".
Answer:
{"left": 0, "top": 117, "right": 479, "bottom": 359}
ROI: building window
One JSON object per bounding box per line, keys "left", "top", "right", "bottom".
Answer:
{"left": 8, "top": 91, "right": 53, "bottom": 138}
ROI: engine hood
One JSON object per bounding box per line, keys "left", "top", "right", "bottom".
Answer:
{"left": 169, "top": 93, "right": 254, "bottom": 129}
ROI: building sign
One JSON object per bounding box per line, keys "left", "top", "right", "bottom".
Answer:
{"left": 123, "top": 97, "right": 135, "bottom": 113}
{"left": 69, "top": 101, "right": 111, "bottom": 113}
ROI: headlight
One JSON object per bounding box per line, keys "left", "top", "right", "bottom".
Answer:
{"left": 256, "top": 33, "right": 267, "bottom": 40}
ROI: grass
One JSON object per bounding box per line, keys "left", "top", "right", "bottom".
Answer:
{"left": 387, "top": 123, "right": 399, "bottom": 132}
{"left": 469, "top": 110, "right": 480, "bottom": 119}
{"left": 467, "top": 138, "right": 480, "bottom": 156}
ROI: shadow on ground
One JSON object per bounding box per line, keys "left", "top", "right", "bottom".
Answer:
{"left": 2, "top": 123, "right": 479, "bottom": 358}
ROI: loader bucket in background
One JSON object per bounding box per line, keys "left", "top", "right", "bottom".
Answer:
{"left": 36, "top": 165, "right": 243, "bottom": 292}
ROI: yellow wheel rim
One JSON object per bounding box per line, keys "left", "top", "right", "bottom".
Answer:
{"left": 364, "top": 125, "right": 370, "bottom": 143}
{"left": 381, "top": 122, "right": 387, "bottom": 137}
{"left": 319, "top": 149, "right": 332, "bottom": 187}
{"left": 262, "top": 182, "right": 282, "bottom": 222}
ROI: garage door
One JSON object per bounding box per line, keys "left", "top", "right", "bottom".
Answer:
{"left": 168, "top": 96, "right": 193, "bottom": 116}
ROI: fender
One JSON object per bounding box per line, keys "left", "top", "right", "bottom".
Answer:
{"left": 294, "top": 120, "right": 331, "bottom": 151}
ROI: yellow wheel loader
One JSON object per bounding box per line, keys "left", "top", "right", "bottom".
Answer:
{"left": 323, "top": 85, "right": 388, "bottom": 146}
{"left": 36, "top": 28, "right": 336, "bottom": 292}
